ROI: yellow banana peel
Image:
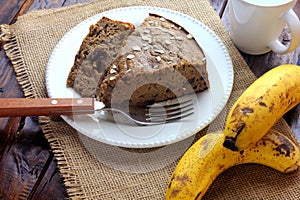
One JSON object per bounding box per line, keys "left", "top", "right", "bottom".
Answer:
{"left": 166, "top": 130, "right": 300, "bottom": 200}
{"left": 223, "top": 64, "right": 300, "bottom": 151}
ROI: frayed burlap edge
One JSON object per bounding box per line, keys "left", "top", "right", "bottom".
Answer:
{"left": 0, "top": 24, "right": 36, "bottom": 98}
{"left": 39, "top": 116, "right": 85, "bottom": 199}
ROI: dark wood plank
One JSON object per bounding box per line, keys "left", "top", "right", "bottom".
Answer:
{"left": 0, "top": 0, "right": 26, "bottom": 24}
{"left": 27, "top": 0, "right": 65, "bottom": 11}
{"left": 0, "top": 52, "right": 24, "bottom": 98}
{"left": 28, "top": 155, "right": 68, "bottom": 200}
{"left": 0, "top": 117, "right": 68, "bottom": 199}
{"left": 27, "top": 0, "right": 94, "bottom": 11}
{"left": 0, "top": 117, "right": 42, "bottom": 199}
{"left": 0, "top": 117, "right": 21, "bottom": 160}
{"left": 63, "top": 0, "right": 95, "bottom": 6}
{"left": 210, "top": 0, "right": 227, "bottom": 16}
{"left": 0, "top": 0, "right": 37, "bottom": 24}
{"left": 28, "top": 0, "right": 228, "bottom": 14}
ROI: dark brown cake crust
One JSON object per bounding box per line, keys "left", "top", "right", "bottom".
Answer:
{"left": 66, "top": 17, "right": 135, "bottom": 97}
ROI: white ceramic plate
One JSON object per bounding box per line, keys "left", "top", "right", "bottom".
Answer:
{"left": 46, "top": 6, "right": 233, "bottom": 148}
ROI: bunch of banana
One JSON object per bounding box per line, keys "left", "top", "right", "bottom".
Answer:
{"left": 166, "top": 130, "right": 300, "bottom": 200}
{"left": 223, "top": 64, "right": 300, "bottom": 151}
{"left": 166, "top": 64, "right": 300, "bottom": 199}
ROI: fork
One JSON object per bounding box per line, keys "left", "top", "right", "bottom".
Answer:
{"left": 0, "top": 98, "right": 194, "bottom": 125}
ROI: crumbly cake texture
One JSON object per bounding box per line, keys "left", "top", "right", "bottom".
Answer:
{"left": 98, "top": 14, "right": 208, "bottom": 107}
{"left": 66, "top": 14, "right": 209, "bottom": 107}
{"left": 66, "top": 17, "right": 135, "bottom": 97}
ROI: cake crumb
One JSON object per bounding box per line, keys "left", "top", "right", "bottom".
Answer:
{"left": 176, "top": 36, "right": 183, "bottom": 41}
{"left": 187, "top": 34, "right": 193, "bottom": 39}
{"left": 110, "top": 68, "right": 117, "bottom": 74}
{"left": 126, "top": 54, "right": 135, "bottom": 59}
{"left": 112, "top": 64, "right": 118, "bottom": 69}
{"left": 109, "top": 76, "right": 116, "bottom": 81}
{"left": 156, "top": 56, "right": 162, "bottom": 62}
{"left": 154, "top": 49, "right": 165, "bottom": 54}
{"left": 132, "top": 46, "right": 141, "bottom": 51}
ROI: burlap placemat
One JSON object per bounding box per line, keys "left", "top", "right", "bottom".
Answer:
{"left": 1, "top": 0, "right": 299, "bottom": 199}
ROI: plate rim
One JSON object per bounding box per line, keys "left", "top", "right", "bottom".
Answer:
{"left": 46, "top": 6, "right": 234, "bottom": 148}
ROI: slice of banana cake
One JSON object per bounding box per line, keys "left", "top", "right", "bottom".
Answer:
{"left": 98, "top": 14, "right": 209, "bottom": 107}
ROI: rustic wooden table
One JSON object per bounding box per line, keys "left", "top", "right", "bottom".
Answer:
{"left": 0, "top": 0, "right": 300, "bottom": 199}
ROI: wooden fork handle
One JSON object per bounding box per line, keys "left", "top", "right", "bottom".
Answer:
{"left": 0, "top": 98, "right": 95, "bottom": 117}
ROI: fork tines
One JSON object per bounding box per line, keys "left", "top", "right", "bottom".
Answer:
{"left": 145, "top": 99, "right": 194, "bottom": 122}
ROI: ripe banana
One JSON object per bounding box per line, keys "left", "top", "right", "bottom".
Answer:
{"left": 166, "top": 130, "right": 300, "bottom": 200}
{"left": 223, "top": 64, "right": 300, "bottom": 151}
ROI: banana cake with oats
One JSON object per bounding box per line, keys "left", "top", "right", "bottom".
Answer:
{"left": 66, "top": 14, "right": 209, "bottom": 107}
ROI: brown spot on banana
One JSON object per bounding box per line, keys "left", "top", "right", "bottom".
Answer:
{"left": 260, "top": 138, "right": 291, "bottom": 157}
{"left": 274, "top": 144, "right": 290, "bottom": 157}
{"left": 170, "top": 188, "right": 180, "bottom": 198}
{"left": 223, "top": 65, "right": 300, "bottom": 151}
{"left": 237, "top": 130, "right": 300, "bottom": 173}
{"left": 175, "top": 174, "right": 189, "bottom": 186}
{"left": 259, "top": 102, "right": 267, "bottom": 107}
{"left": 223, "top": 123, "right": 246, "bottom": 151}
{"left": 241, "top": 107, "right": 254, "bottom": 114}
{"left": 268, "top": 102, "right": 275, "bottom": 112}
{"left": 270, "top": 133, "right": 295, "bottom": 157}
{"left": 168, "top": 174, "right": 190, "bottom": 197}
{"left": 223, "top": 136, "right": 238, "bottom": 151}
{"left": 217, "top": 164, "right": 226, "bottom": 170}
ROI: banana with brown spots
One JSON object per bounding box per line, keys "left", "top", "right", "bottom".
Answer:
{"left": 223, "top": 64, "right": 300, "bottom": 151}
{"left": 166, "top": 130, "right": 300, "bottom": 200}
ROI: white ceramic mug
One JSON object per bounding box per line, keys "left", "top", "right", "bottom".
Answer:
{"left": 228, "top": 0, "right": 300, "bottom": 55}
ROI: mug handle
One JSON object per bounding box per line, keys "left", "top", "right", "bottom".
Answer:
{"left": 268, "top": 9, "right": 300, "bottom": 54}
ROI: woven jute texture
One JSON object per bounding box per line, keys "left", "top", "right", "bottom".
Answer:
{"left": 1, "top": 0, "right": 300, "bottom": 199}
